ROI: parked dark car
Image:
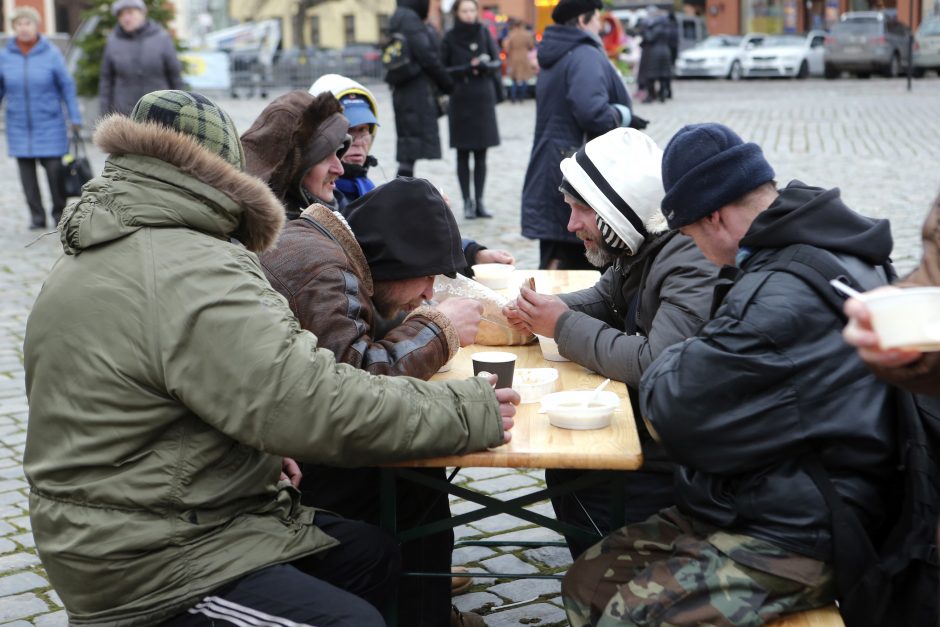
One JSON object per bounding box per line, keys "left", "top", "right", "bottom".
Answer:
{"left": 824, "top": 11, "right": 912, "bottom": 78}
{"left": 340, "top": 44, "right": 383, "bottom": 80}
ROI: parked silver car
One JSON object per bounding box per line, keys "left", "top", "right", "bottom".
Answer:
{"left": 741, "top": 32, "right": 827, "bottom": 78}
{"left": 675, "top": 33, "right": 766, "bottom": 80}
{"left": 913, "top": 16, "right": 940, "bottom": 77}
{"left": 824, "top": 11, "right": 912, "bottom": 78}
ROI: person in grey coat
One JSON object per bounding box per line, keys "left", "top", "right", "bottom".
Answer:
{"left": 505, "top": 128, "right": 718, "bottom": 558}
{"left": 99, "top": 0, "right": 184, "bottom": 116}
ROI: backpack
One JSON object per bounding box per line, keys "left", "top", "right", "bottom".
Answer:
{"left": 760, "top": 244, "right": 940, "bottom": 627}
{"left": 382, "top": 32, "right": 421, "bottom": 86}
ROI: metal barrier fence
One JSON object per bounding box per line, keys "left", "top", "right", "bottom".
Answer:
{"left": 229, "top": 48, "right": 384, "bottom": 97}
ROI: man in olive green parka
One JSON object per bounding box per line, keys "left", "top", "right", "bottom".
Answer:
{"left": 22, "top": 90, "right": 517, "bottom": 627}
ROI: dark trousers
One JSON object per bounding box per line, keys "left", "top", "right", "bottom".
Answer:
{"left": 546, "top": 468, "right": 676, "bottom": 559}
{"left": 510, "top": 80, "right": 527, "bottom": 102}
{"left": 538, "top": 239, "right": 595, "bottom": 270}
{"left": 301, "top": 465, "right": 453, "bottom": 627}
{"left": 162, "top": 513, "right": 398, "bottom": 627}
{"left": 456, "top": 148, "right": 487, "bottom": 202}
{"left": 18, "top": 157, "right": 67, "bottom": 227}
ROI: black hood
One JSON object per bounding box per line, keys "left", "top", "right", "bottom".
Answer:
{"left": 740, "top": 180, "right": 893, "bottom": 266}
{"left": 398, "top": 0, "right": 429, "bottom": 20}
{"left": 537, "top": 25, "right": 601, "bottom": 68}
{"left": 345, "top": 177, "right": 466, "bottom": 281}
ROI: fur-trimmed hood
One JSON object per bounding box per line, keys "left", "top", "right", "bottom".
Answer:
{"left": 60, "top": 115, "right": 284, "bottom": 254}
{"left": 241, "top": 91, "right": 350, "bottom": 215}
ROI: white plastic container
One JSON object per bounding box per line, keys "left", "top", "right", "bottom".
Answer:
{"left": 512, "top": 368, "right": 559, "bottom": 404}
{"left": 471, "top": 263, "right": 515, "bottom": 290}
{"left": 535, "top": 334, "right": 569, "bottom": 362}
{"left": 866, "top": 287, "right": 940, "bottom": 351}
{"left": 541, "top": 390, "right": 620, "bottom": 430}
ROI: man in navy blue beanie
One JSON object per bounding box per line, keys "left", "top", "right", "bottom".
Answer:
{"left": 561, "top": 122, "right": 901, "bottom": 626}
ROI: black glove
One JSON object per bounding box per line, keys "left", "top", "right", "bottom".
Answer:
{"left": 629, "top": 114, "right": 649, "bottom": 131}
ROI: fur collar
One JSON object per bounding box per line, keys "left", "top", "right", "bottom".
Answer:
{"left": 301, "top": 204, "right": 374, "bottom": 295}
{"left": 94, "top": 115, "right": 285, "bottom": 253}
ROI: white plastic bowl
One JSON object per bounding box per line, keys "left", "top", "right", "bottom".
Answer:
{"left": 471, "top": 263, "right": 516, "bottom": 290}
{"left": 541, "top": 390, "right": 619, "bottom": 430}
{"left": 535, "top": 334, "right": 569, "bottom": 362}
{"left": 866, "top": 287, "right": 940, "bottom": 351}
{"left": 512, "top": 368, "right": 559, "bottom": 404}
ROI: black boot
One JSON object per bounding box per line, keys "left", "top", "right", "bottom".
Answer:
{"left": 475, "top": 199, "right": 493, "bottom": 218}
{"left": 463, "top": 198, "right": 476, "bottom": 220}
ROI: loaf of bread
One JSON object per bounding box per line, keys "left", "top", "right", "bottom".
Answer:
{"left": 433, "top": 274, "right": 536, "bottom": 346}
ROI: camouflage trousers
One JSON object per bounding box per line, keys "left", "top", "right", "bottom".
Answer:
{"left": 562, "top": 507, "right": 835, "bottom": 626}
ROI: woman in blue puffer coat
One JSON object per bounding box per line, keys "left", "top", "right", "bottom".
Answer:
{"left": 0, "top": 7, "right": 82, "bottom": 229}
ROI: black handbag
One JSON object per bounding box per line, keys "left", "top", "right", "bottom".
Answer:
{"left": 63, "top": 132, "right": 93, "bottom": 198}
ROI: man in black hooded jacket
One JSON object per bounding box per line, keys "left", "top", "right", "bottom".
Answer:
{"left": 561, "top": 123, "right": 899, "bottom": 626}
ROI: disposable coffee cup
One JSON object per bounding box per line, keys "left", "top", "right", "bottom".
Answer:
{"left": 472, "top": 351, "right": 517, "bottom": 389}
{"left": 866, "top": 287, "right": 940, "bottom": 351}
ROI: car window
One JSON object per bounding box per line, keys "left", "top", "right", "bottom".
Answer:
{"left": 832, "top": 19, "right": 882, "bottom": 35}
{"left": 811, "top": 36, "right": 825, "bottom": 47}
{"left": 700, "top": 36, "right": 742, "bottom": 48}
{"left": 763, "top": 35, "right": 806, "bottom": 46}
{"left": 920, "top": 20, "right": 940, "bottom": 36}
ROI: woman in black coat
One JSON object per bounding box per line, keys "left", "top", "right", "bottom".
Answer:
{"left": 441, "top": 0, "right": 501, "bottom": 220}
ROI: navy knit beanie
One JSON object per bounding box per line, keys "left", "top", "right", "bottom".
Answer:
{"left": 660, "top": 123, "right": 775, "bottom": 230}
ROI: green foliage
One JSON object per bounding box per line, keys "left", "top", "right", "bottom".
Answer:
{"left": 74, "top": 0, "right": 185, "bottom": 97}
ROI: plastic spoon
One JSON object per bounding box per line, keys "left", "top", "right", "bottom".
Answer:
{"left": 582, "top": 378, "right": 611, "bottom": 408}
{"left": 829, "top": 279, "right": 867, "bottom": 300}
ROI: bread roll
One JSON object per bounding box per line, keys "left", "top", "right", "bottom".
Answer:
{"left": 433, "top": 274, "right": 535, "bottom": 346}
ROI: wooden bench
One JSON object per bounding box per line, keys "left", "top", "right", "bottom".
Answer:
{"left": 765, "top": 606, "right": 844, "bottom": 626}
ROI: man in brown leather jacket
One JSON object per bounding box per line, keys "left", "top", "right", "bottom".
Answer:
{"left": 255, "top": 175, "right": 487, "bottom": 626}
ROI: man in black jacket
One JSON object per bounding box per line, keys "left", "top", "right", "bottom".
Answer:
{"left": 504, "top": 128, "right": 717, "bottom": 559}
{"left": 562, "top": 123, "right": 899, "bottom": 626}
{"left": 386, "top": 0, "right": 453, "bottom": 177}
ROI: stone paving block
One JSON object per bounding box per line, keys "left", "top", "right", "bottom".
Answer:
{"left": 0, "top": 491, "right": 23, "bottom": 505}
{"left": 449, "top": 499, "right": 484, "bottom": 517}
{"left": 487, "top": 578, "right": 562, "bottom": 603}
{"left": 483, "top": 602, "right": 567, "bottom": 626}
{"left": 0, "top": 520, "right": 16, "bottom": 535}
{"left": 4, "top": 621, "right": 31, "bottom": 627}
{"left": 0, "top": 592, "right": 51, "bottom": 622}
{"left": 0, "top": 551, "right": 41, "bottom": 573}
{"left": 485, "top": 526, "right": 564, "bottom": 544}
{"left": 480, "top": 554, "right": 539, "bottom": 575}
{"left": 9, "top": 516, "right": 30, "bottom": 531}
{"left": 11, "top": 533, "right": 33, "bottom": 549}
{"left": 454, "top": 467, "right": 515, "bottom": 482}
{"left": 0, "top": 464, "right": 24, "bottom": 479}
{"left": 522, "top": 546, "right": 572, "bottom": 570}
{"left": 453, "top": 591, "right": 503, "bottom": 614}
{"left": 466, "top": 474, "right": 539, "bottom": 495}
{"left": 487, "top": 484, "right": 548, "bottom": 504}
{"left": 0, "top": 539, "right": 16, "bottom": 554}
{"left": 454, "top": 524, "right": 479, "bottom": 541}
{"left": 468, "top": 513, "right": 532, "bottom": 534}
{"left": 45, "top": 589, "right": 62, "bottom": 607}
{"left": 452, "top": 545, "right": 497, "bottom": 565}
{"left": 35, "top": 610, "right": 69, "bottom": 627}
{"left": 0, "top": 571, "right": 47, "bottom": 596}
{"left": 523, "top": 501, "right": 555, "bottom": 520}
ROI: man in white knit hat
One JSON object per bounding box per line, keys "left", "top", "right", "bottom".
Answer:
{"left": 504, "top": 127, "right": 718, "bottom": 558}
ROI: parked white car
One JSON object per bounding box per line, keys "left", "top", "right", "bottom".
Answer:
{"left": 741, "top": 31, "right": 827, "bottom": 78}
{"left": 674, "top": 33, "right": 766, "bottom": 80}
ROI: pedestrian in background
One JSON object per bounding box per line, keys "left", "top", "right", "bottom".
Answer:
{"left": 386, "top": 0, "right": 453, "bottom": 178}
{"left": 503, "top": 20, "right": 535, "bottom": 103}
{"left": 442, "top": 0, "right": 501, "bottom": 220}
{"left": 99, "top": 0, "right": 183, "bottom": 116}
{"left": 641, "top": 9, "right": 673, "bottom": 103}
{"left": 0, "top": 6, "right": 81, "bottom": 230}
{"left": 521, "top": 0, "right": 644, "bottom": 270}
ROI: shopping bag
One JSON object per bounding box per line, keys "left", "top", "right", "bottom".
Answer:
{"left": 63, "top": 132, "right": 93, "bottom": 197}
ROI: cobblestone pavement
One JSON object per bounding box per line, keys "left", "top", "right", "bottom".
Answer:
{"left": 0, "top": 77, "right": 937, "bottom": 625}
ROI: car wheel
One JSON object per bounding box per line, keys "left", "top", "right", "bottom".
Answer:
{"left": 728, "top": 61, "right": 742, "bottom": 81}
{"left": 855, "top": 72, "right": 871, "bottom": 79}
{"left": 882, "top": 53, "right": 900, "bottom": 78}
{"left": 797, "top": 61, "right": 809, "bottom": 79}
{"left": 913, "top": 66, "right": 925, "bottom": 78}
{"left": 824, "top": 64, "right": 839, "bottom": 79}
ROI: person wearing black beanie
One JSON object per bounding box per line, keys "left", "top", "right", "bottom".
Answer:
{"left": 562, "top": 122, "right": 901, "bottom": 626}
{"left": 258, "top": 176, "right": 500, "bottom": 627}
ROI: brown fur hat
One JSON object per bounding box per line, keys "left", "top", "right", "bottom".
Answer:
{"left": 241, "top": 91, "right": 350, "bottom": 203}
